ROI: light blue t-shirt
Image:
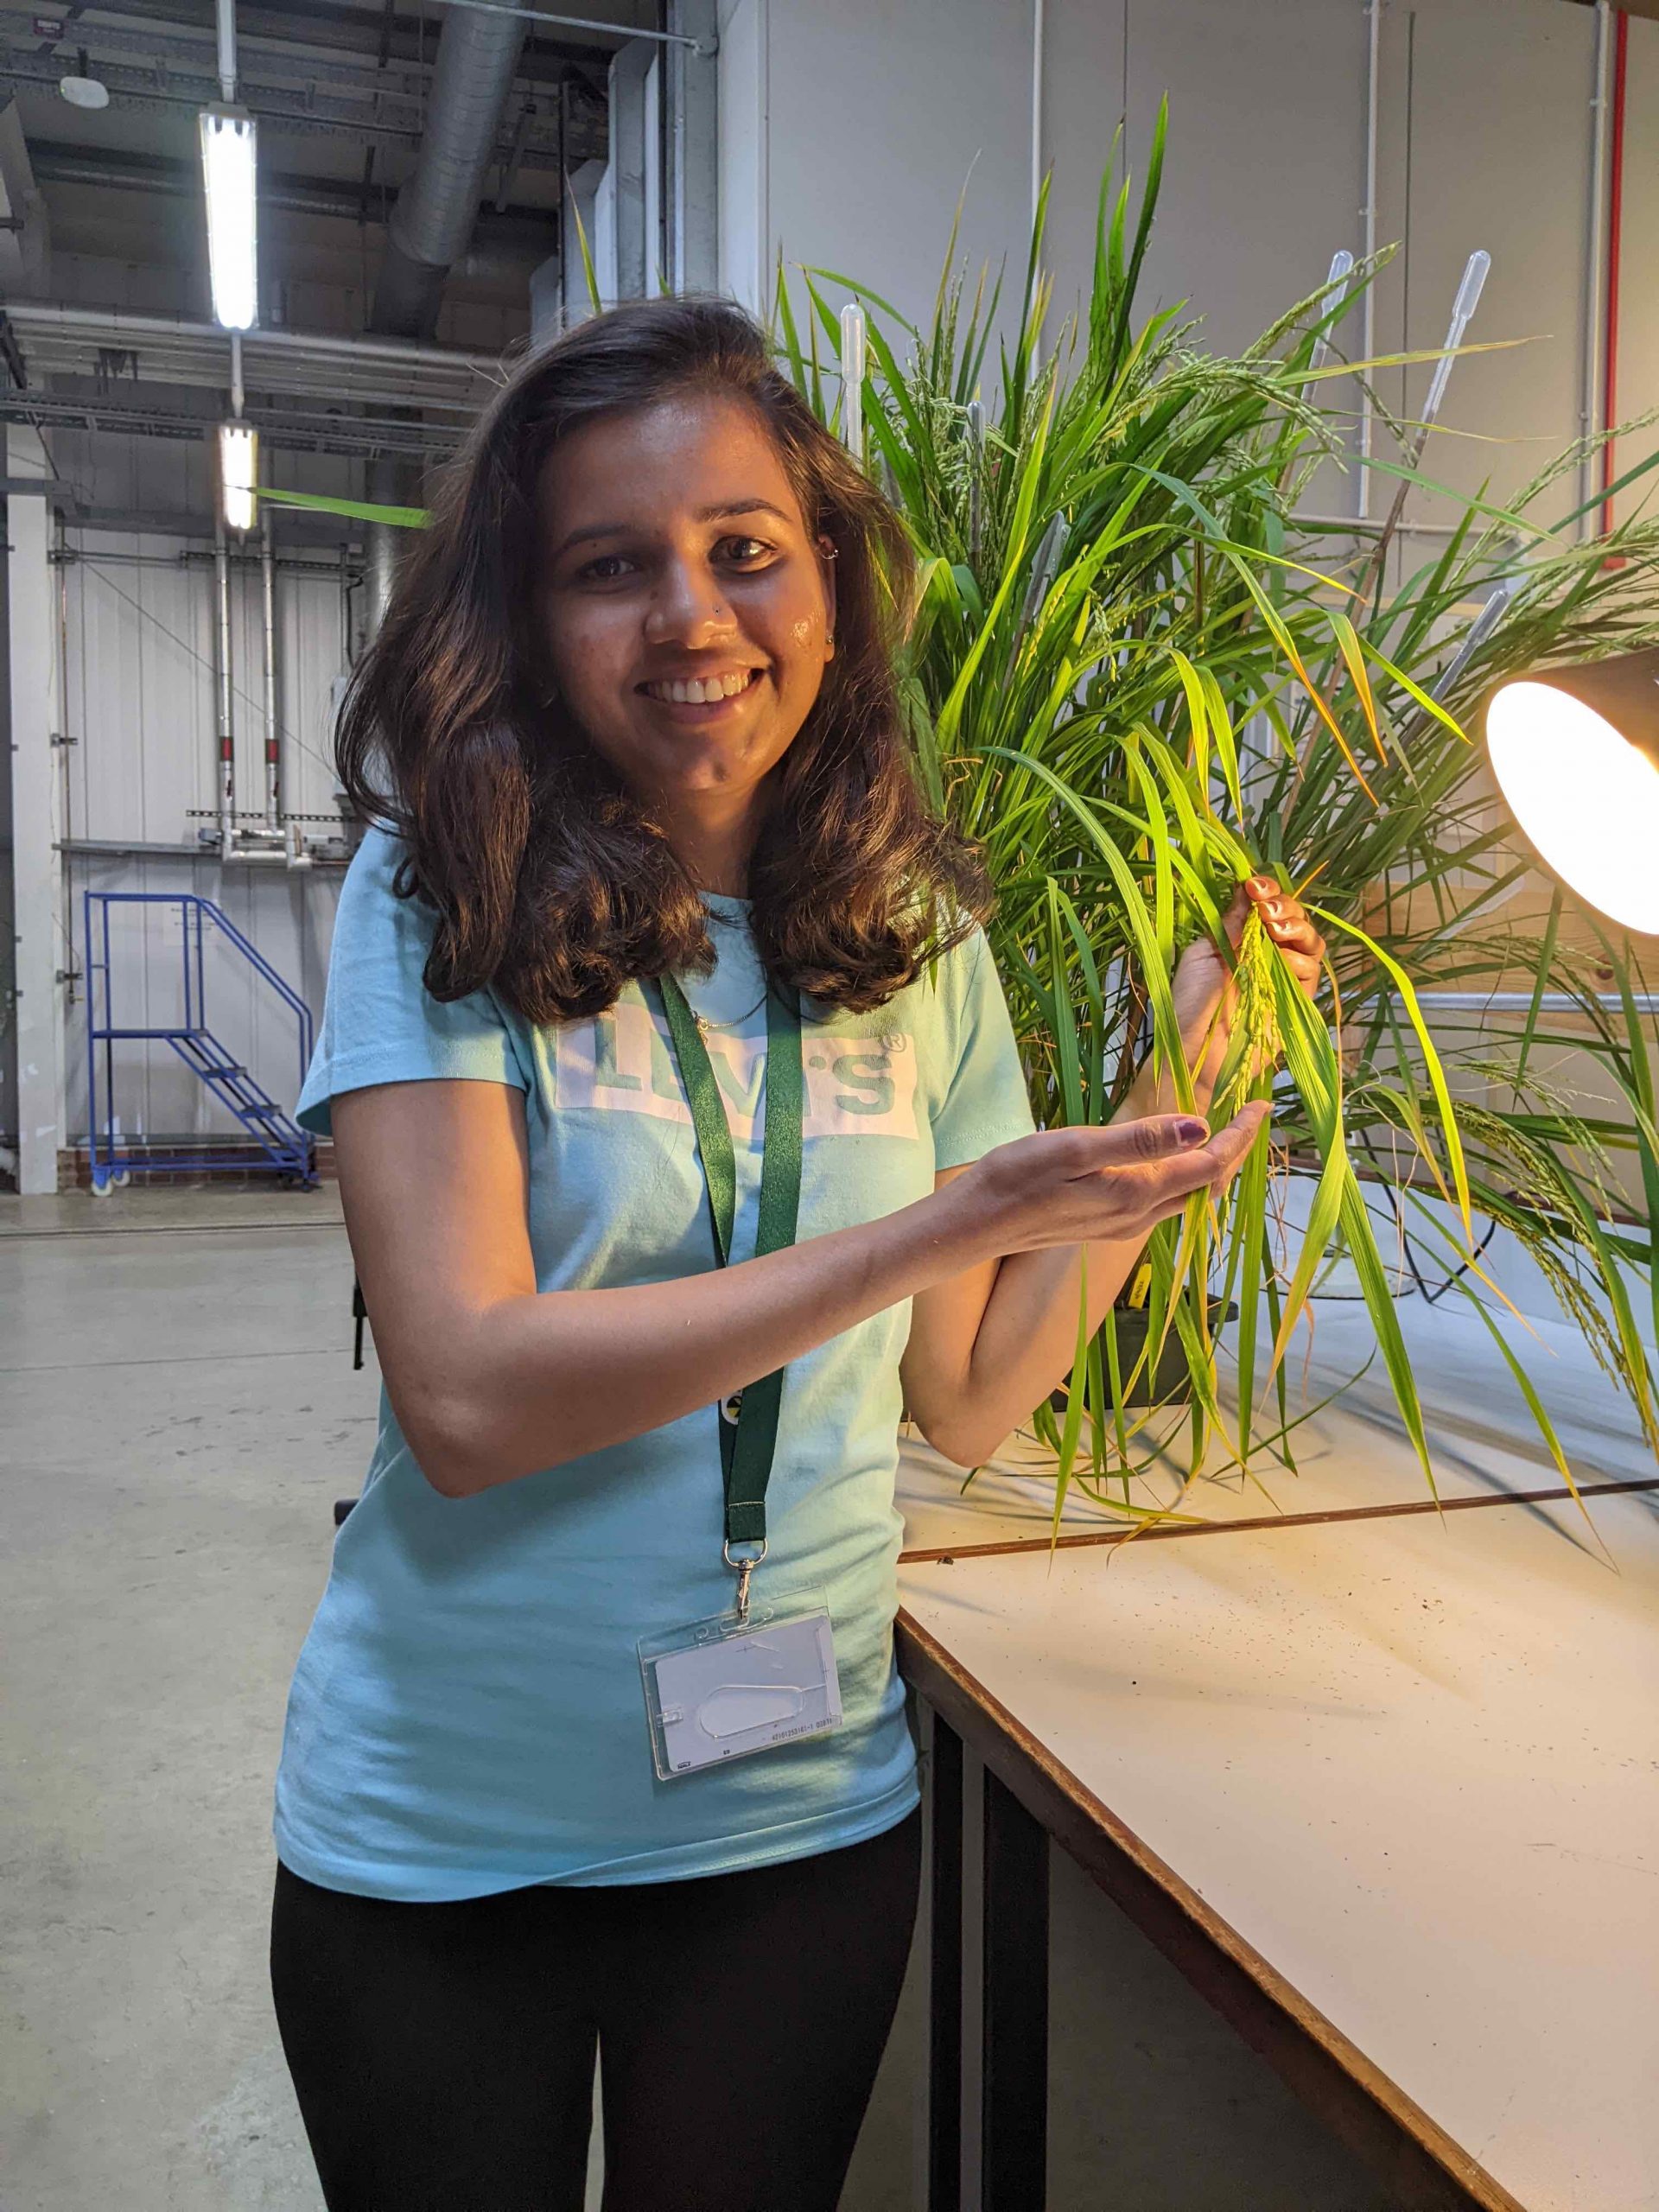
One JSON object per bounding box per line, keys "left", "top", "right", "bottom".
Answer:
{"left": 274, "top": 824, "right": 1036, "bottom": 1900}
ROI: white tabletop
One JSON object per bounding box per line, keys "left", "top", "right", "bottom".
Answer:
{"left": 896, "top": 1317, "right": 1659, "bottom": 2212}
{"left": 895, "top": 1296, "right": 1658, "bottom": 1558}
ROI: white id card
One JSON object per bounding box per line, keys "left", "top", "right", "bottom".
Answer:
{"left": 639, "top": 1587, "right": 842, "bottom": 1782}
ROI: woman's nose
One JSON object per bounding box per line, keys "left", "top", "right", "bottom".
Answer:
{"left": 645, "top": 563, "right": 737, "bottom": 644}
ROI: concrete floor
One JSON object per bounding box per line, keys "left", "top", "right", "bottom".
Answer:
{"left": 2, "top": 1183, "right": 1396, "bottom": 2210}
{"left": 0, "top": 1185, "right": 928, "bottom": 2212}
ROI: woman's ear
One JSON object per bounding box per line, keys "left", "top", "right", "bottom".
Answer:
{"left": 816, "top": 532, "right": 839, "bottom": 661}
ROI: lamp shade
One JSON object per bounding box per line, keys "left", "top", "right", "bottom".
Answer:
{"left": 1484, "top": 647, "right": 1659, "bottom": 936}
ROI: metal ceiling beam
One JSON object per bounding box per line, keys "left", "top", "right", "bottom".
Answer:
{"left": 0, "top": 45, "right": 568, "bottom": 164}
{"left": 3, "top": 300, "right": 503, "bottom": 376}
{"left": 29, "top": 14, "right": 440, "bottom": 88}
{"left": 65, "top": 0, "right": 616, "bottom": 81}
{"left": 0, "top": 387, "right": 465, "bottom": 461}
{"left": 29, "top": 137, "right": 557, "bottom": 245}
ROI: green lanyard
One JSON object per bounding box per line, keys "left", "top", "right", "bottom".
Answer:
{"left": 656, "top": 972, "right": 804, "bottom": 1597}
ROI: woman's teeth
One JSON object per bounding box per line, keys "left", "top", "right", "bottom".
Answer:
{"left": 642, "top": 670, "right": 760, "bottom": 704}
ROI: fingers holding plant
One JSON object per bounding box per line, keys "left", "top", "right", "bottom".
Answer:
{"left": 965, "top": 1103, "right": 1271, "bottom": 1259}
{"left": 1167, "top": 874, "right": 1325, "bottom": 1093}
{"left": 1234, "top": 874, "right": 1325, "bottom": 1001}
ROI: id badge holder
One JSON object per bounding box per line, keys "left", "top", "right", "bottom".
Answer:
{"left": 639, "top": 1580, "right": 842, "bottom": 1783}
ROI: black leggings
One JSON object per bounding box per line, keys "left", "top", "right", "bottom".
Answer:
{"left": 270, "top": 1808, "right": 922, "bottom": 2212}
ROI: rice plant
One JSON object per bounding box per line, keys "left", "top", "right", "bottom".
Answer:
{"left": 772, "top": 103, "right": 1659, "bottom": 1520}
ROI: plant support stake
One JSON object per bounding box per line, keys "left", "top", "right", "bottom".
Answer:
{"left": 839, "top": 302, "right": 866, "bottom": 467}
{"left": 1368, "top": 249, "right": 1491, "bottom": 578}
{"left": 967, "top": 397, "right": 985, "bottom": 567}
{"left": 1357, "top": 0, "right": 1381, "bottom": 519}
{"left": 1306, "top": 248, "right": 1355, "bottom": 385}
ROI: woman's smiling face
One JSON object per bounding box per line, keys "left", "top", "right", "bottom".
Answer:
{"left": 534, "top": 393, "right": 837, "bottom": 820}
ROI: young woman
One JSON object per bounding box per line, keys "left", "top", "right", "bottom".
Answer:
{"left": 268, "top": 294, "right": 1322, "bottom": 2212}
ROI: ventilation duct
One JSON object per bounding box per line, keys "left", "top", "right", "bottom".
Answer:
{"left": 364, "top": 4, "right": 527, "bottom": 631}
{"left": 371, "top": 7, "right": 528, "bottom": 341}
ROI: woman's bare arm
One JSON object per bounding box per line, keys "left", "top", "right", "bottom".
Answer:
{"left": 899, "top": 880, "right": 1325, "bottom": 1466}
{"left": 334, "top": 1077, "right": 1259, "bottom": 1500}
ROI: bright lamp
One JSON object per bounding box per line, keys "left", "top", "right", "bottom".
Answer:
{"left": 1484, "top": 648, "right": 1659, "bottom": 936}
{"left": 200, "top": 106, "right": 258, "bottom": 330}
{"left": 219, "top": 422, "right": 257, "bottom": 534}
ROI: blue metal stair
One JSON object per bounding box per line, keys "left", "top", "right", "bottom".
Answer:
{"left": 166, "top": 1027, "right": 315, "bottom": 1176}
{"left": 84, "top": 891, "right": 319, "bottom": 1190}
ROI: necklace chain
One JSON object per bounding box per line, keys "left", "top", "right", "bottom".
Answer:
{"left": 690, "top": 985, "right": 770, "bottom": 1035}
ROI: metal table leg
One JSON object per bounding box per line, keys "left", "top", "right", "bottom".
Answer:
{"left": 981, "top": 1765, "right": 1049, "bottom": 2210}
{"left": 928, "top": 1713, "right": 963, "bottom": 2212}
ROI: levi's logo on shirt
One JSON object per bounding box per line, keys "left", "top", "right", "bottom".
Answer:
{"left": 556, "top": 1001, "right": 919, "bottom": 1141}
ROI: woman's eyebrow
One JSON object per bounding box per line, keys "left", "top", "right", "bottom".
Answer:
{"left": 549, "top": 499, "right": 792, "bottom": 565}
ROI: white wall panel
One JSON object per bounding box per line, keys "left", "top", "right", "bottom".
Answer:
{"left": 1039, "top": 0, "right": 1127, "bottom": 346}
{"left": 716, "top": 0, "right": 769, "bottom": 314}
{"left": 1041, "top": 0, "right": 1369, "bottom": 519}
{"left": 63, "top": 538, "right": 215, "bottom": 844}
{"left": 1372, "top": 0, "right": 1597, "bottom": 526}
{"left": 718, "top": 0, "right": 1623, "bottom": 529}
{"left": 1126, "top": 0, "right": 1368, "bottom": 361}
{"left": 1607, "top": 10, "right": 1659, "bottom": 531}
{"left": 755, "top": 0, "right": 1033, "bottom": 352}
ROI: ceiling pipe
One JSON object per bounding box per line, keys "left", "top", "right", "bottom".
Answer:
{"left": 436, "top": 0, "right": 709, "bottom": 48}
{"left": 216, "top": 0, "right": 237, "bottom": 100}
{"left": 261, "top": 501, "right": 281, "bottom": 834}
{"left": 372, "top": 5, "right": 529, "bottom": 340}
{"left": 362, "top": 1, "right": 531, "bottom": 635}
{"left": 213, "top": 512, "right": 237, "bottom": 859}
{"left": 364, "top": 454, "right": 403, "bottom": 636}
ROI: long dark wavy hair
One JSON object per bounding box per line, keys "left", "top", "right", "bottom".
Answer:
{"left": 336, "top": 292, "right": 991, "bottom": 1020}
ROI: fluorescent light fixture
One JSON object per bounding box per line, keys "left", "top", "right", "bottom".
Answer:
{"left": 219, "top": 421, "right": 257, "bottom": 534}
{"left": 199, "top": 105, "right": 257, "bottom": 330}
{"left": 1484, "top": 648, "right": 1659, "bottom": 935}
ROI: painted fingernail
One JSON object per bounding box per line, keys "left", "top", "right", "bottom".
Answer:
{"left": 1176, "top": 1116, "right": 1210, "bottom": 1143}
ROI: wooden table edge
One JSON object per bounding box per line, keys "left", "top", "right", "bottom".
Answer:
{"left": 895, "top": 1608, "right": 1529, "bottom": 2212}
{"left": 896, "top": 1474, "right": 1659, "bottom": 1567}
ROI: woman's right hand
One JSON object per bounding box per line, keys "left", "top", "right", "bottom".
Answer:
{"left": 950, "top": 1103, "right": 1271, "bottom": 1261}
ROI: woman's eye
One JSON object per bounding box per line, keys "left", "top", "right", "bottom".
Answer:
{"left": 719, "top": 537, "right": 774, "bottom": 565}
{"left": 573, "top": 538, "right": 773, "bottom": 584}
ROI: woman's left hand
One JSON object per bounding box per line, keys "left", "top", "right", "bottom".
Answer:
{"left": 1172, "top": 875, "right": 1325, "bottom": 1094}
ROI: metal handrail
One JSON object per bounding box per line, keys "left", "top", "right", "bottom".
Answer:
{"left": 83, "top": 888, "right": 316, "bottom": 1188}
{"left": 186, "top": 896, "right": 315, "bottom": 1056}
